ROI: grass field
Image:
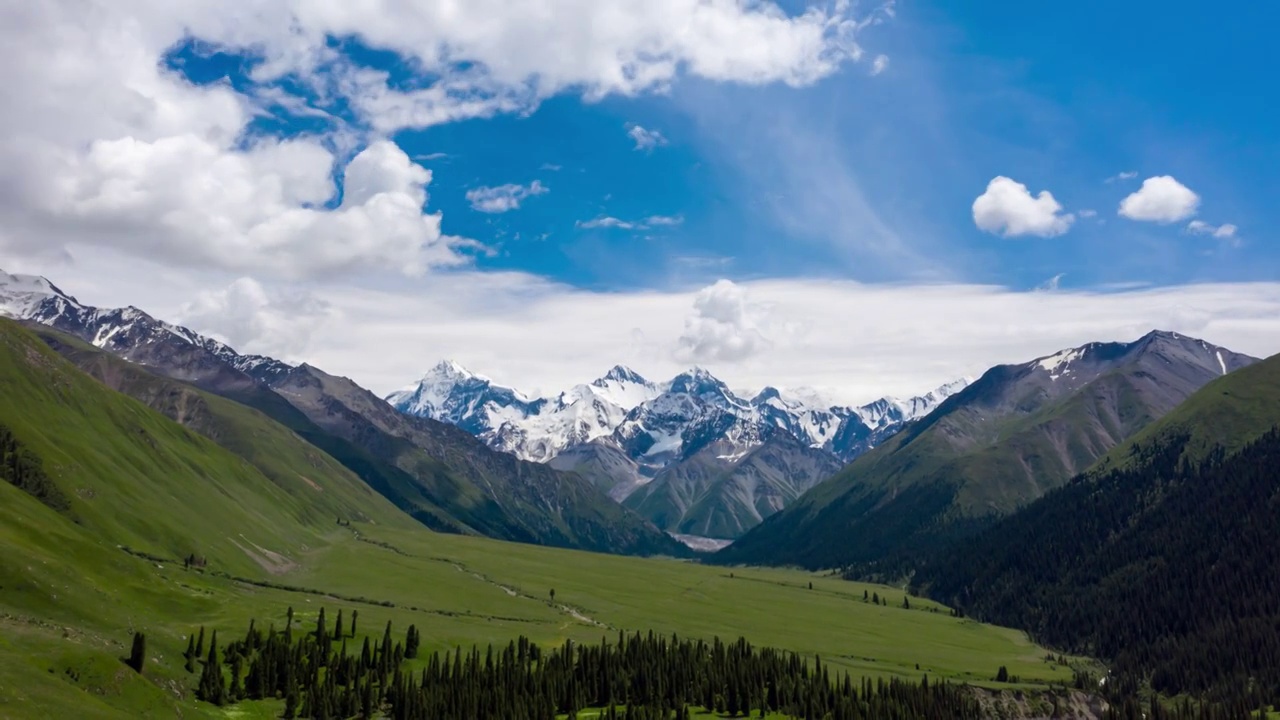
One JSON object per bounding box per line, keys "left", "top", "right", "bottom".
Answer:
{"left": 0, "top": 474, "right": 1086, "bottom": 719}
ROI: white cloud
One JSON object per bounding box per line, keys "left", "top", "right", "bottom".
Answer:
{"left": 972, "top": 177, "right": 1075, "bottom": 238}
{"left": 179, "top": 277, "right": 333, "bottom": 359}
{"left": 29, "top": 252, "right": 1280, "bottom": 407}
{"left": 644, "top": 214, "right": 684, "bottom": 227}
{"left": 465, "top": 180, "right": 549, "bottom": 213}
{"left": 870, "top": 54, "right": 889, "bottom": 75}
{"left": 577, "top": 214, "right": 682, "bottom": 230}
{"left": 578, "top": 216, "right": 636, "bottom": 230}
{"left": 628, "top": 125, "right": 668, "bottom": 151}
{"left": 1105, "top": 171, "right": 1138, "bottom": 184}
{"left": 1118, "top": 176, "right": 1200, "bottom": 223}
{"left": 675, "top": 279, "right": 770, "bottom": 363}
{"left": 0, "top": 0, "right": 886, "bottom": 280}
{"left": 1187, "top": 220, "right": 1238, "bottom": 240}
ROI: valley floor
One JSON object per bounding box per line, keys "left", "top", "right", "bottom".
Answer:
{"left": 0, "top": 479, "right": 1087, "bottom": 718}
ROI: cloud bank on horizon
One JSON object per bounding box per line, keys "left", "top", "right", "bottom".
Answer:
{"left": 0, "top": 0, "right": 1275, "bottom": 401}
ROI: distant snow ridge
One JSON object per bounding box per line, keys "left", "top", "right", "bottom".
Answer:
{"left": 386, "top": 360, "right": 971, "bottom": 466}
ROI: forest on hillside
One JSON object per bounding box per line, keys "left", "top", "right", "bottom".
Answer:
{"left": 916, "top": 429, "right": 1280, "bottom": 708}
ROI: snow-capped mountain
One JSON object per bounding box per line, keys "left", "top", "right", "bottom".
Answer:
{"left": 387, "top": 360, "right": 969, "bottom": 538}
{"left": 387, "top": 362, "right": 663, "bottom": 463}
{"left": 388, "top": 360, "right": 970, "bottom": 471}
{"left": 0, "top": 269, "right": 290, "bottom": 387}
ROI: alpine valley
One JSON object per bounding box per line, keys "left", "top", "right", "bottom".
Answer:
{"left": 386, "top": 360, "right": 969, "bottom": 539}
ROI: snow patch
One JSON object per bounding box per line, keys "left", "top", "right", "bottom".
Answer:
{"left": 1036, "top": 347, "right": 1086, "bottom": 381}
{"left": 1216, "top": 350, "right": 1227, "bottom": 376}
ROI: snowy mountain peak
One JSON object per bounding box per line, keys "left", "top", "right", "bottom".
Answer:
{"left": 388, "top": 362, "right": 972, "bottom": 468}
{"left": 424, "top": 359, "right": 480, "bottom": 382}
{"left": 597, "top": 365, "right": 649, "bottom": 386}
{"left": 0, "top": 269, "right": 81, "bottom": 318}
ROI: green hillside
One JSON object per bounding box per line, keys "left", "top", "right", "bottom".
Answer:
{"left": 0, "top": 319, "right": 413, "bottom": 577}
{"left": 30, "top": 325, "right": 422, "bottom": 536}
{"left": 915, "top": 353, "right": 1280, "bottom": 705}
{"left": 0, "top": 318, "right": 1095, "bottom": 718}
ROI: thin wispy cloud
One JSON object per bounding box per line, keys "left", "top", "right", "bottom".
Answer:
{"left": 627, "top": 124, "right": 668, "bottom": 151}
{"left": 466, "top": 180, "right": 549, "bottom": 214}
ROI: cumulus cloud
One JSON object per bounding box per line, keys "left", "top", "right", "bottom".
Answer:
{"left": 870, "top": 55, "right": 889, "bottom": 75}
{"left": 1118, "top": 176, "right": 1200, "bottom": 223}
{"left": 1187, "top": 219, "right": 1238, "bottom": 240}
{"left": 628, "top": 125, "right": 668, "bottom": 151}
{"left": 465, "top": 180, "right": 548, "bottom": 213}
{"left": 972, "top": 177, "right": 1075, "bottom": 238}
{"left": 178, "top": 277, "right": 334, "bottom": 359}
{"left": 1105, "top": 171, "right": 1138, "bottom": 184}
{"left": 0, "top": 0, "right": 885, "bottom": 280}
{"left": 674, "top": 280, "right": 770, "bottom": 363}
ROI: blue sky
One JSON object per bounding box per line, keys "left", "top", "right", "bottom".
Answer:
{"left": 165, "top": 1, "right": 1276, "bottom": 294}
{"left": 3, "top": 0, "right": 1279, "bottom": 401}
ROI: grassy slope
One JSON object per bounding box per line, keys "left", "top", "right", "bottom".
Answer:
{"left": 0, "top": 319, "right": 1086, "bottom": 716}
{"left": 1090, "top": 352, "right": 1280, "bottom": 473}
{"left": 31, "top": 325, "right": 421, "bottom": 536}
{"left": 0, "top": 319, "right": 411, "bottom": 576}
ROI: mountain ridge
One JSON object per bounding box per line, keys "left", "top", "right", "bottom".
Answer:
{"left": 0, "top": 269, "right": 685, "bottom": 557}
{"left": 714, "top": 329, "right": 1257, "bottom": 570}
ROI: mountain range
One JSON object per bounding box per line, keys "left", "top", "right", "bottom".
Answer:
{"left": 387, "top": 360, "right": 969, "bottom": 538}
{"left": 0, "top": 269, "right": 685, "bottom": 557}
{"left": 715, "top": 329, "right": 1257, "bottom": 571}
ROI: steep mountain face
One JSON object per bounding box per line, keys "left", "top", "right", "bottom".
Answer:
{"left": 389, "top": 360, "right": 968, "bottom": 538}
{"left": 915, "top": 353, "right": 1280, "bottom": 702}
{"left": 716, "top": 330, "right": 1257, "bottom": 571}
{"left": 623, "top": 434, "right": 844, "bottom": 539}
{"left": 0, "top": 270, "right": 684, "bottom": 557}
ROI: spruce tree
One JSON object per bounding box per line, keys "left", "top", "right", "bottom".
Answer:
{"left": 184, "top": 633, "right": 197, "bottom": 673}
{"left": 350, "top": 609, "right": 358, "bottom": 639}
{"left": 196, "top": 625, "right": 205, "bottom": 657}
{"left": 128, "top": 631, "right": 146, "bottom": 673}
{"left": 336, "top": 609, "right": 345, "bottom": 639}
{"left": 198, "top": 630, "right": 227, "bottom": 705}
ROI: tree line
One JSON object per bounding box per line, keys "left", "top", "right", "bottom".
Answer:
{"left": 184, "top": 606, "right": 987, "bottom": 719}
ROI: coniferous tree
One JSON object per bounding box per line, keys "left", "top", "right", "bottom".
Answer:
{"left": 336, "top": 609, "right": 345, "bottom": 640}
{"left": 127, "top": 632, "right": 146, "bottom": 673}
{"left": 196, "top": 626, "right": 205, "bottom": 657}
{"left": 198, "top": 630, "right": 226, "bottom": 705}
{"left": 184, "top": 633, "right": 197, "bottom": 673}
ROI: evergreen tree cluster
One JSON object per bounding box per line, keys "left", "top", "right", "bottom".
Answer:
{"left": 0, "top": 422, "right": 70, "bottom": 511}
{"left": 916, "top": 429, "right": 1280, "bottom": 708}
{"left": 192, "top": 608, "right": 984, "bottom": 719}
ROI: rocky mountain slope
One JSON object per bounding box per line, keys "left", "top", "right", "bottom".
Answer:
{"left": 715, "top": 330, "right": 1257, "bottom": 570}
